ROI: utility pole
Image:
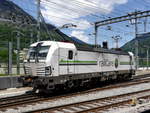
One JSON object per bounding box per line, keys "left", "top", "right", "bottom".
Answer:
{"left": 94, "top": 9, "right": 150, "bottom": 50}
{"left": 147, "top": 48, "right": 149, "bottom": 70}
{"left": 112, "top": 35, "right": 122, "bottom": 48}
{"left": 37, "top": 0, "right": 41, "bottom": 42}
{"left": 144, "top": 17, "right": 147, "bottom": 32}
{"left": 129, "top": 11, "right": 139, "bottom": 70}
{"left": 16, "top": 31, "right": 20, "bottom": 75}
{"left": 30, "top": 31, "right": 33, "bottom": 44}
{"left": 8, "top": 42, "right": 12, "bottom": 75}
{"left": 94, "top": 24, "right": 98, "bottom": 47}
{"left": 134, "top": 11, "right": 139, "bottom": 70}
{"left": 8, "top": 41, "right": 13, "bottom": 87}
{"left": 8, "top": 30, "right": 14, "bottom": 75}
{"left": 12, "top": 30, "right": 24, "bottom": 75}
{"left": 143, "top": 46, "right": 149, "bottom": 70}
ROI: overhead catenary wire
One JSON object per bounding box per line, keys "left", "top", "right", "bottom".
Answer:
{"left": 9, "top": 0, "right": 150, "bottom": 28}
{"left": 43, "top": 0, "right": 124, "bottom": 17}
{"left": 4, "top": 0, "right": 150, "bottom": 47}
{"left": 8, "top": 0, "right": 150, "bottom": 23}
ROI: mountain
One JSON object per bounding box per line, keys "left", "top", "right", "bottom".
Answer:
{"left": 0, "top": 0, "right": 36, "bottom": 24}
{"left": 0, "top": 0, "right": 90, "bottom": 47}
{"left": 122, "top": 32, "right": 150, "bottom": 58}
{"left": 70, "top": 36, "right": 88, "bottom": 45}
{"left": 0, "top": 0, "right": 91, "bottom": 63}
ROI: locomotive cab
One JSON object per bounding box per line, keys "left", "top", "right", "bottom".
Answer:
{"left": 24, "top": 42, "right": 52, "bottom": 76}
{"left": 21, "top": 41, "right": 77, "bottom": 89}
{"left": 24, "top": 41, "right": 76, "bottom": 77}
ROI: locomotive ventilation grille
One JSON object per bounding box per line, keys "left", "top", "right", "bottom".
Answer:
{"left": 24, "top": 63, "right": 46, "bottom": 76}
{"left": 24, "top": 66, "right": 31, "bottom": 75}
{"left": 36, "top": 67, "right": 46, "bottom": 76}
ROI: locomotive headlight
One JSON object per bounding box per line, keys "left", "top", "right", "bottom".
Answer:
{"left": 45, "top": 66, "right": 52, "bottom": 76}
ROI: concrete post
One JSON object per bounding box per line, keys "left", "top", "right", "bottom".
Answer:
{"left": 8, "top": 42, "right": 12, "bottom": 75}
{"left": 17, "top": 32, "right": 20, "bottom": 75}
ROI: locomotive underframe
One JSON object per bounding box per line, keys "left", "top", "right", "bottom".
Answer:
{"left": 20, "top": 69, "right": 135, "bottom": 93}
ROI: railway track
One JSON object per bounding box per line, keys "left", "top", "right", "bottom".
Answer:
{"left": 24, "top": 89, "right": 150, "bottom": 113}
{"left": 0, "top": 93, "right": 40, "bottom": 111}
{"left": 0, "top": 75, "right": 150, "bottom": 112}
{"left": 133, "top": 73, "right": 150, "bottom": 80}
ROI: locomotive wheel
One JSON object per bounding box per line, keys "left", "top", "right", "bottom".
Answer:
{"left": 66, "top": 81, "right": 74, "bottom": 89}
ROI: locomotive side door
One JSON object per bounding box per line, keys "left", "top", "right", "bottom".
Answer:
{"left": 67, "top": 50, "right": 75, "bottom": 74}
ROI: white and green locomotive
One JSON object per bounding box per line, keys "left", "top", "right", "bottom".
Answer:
{"left": 20, "top": 41, "right": 135, "bottom": 93}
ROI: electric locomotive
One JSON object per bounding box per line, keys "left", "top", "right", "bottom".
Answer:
{"left": 19, "top": 41, "right": 135, "bottom": 93}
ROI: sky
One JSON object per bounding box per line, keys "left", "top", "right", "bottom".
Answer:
{"left": 9, "top": 0, "right": 150, "bottom": 48}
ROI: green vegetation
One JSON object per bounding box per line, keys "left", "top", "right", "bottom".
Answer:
{"left": 122, "top": 34, "right": 150, "bottom": 58}
{"left": 0, "top": 0, "right": 91, "bottom": 66}
{"left": 0, "top": 74, "right": 22, "bottom": 76}
{"left": 0, "top": 74, "right": 7, "bottom": 76}
{"left": 139, "top": 59, "right": 150, "bottom": 67}
{"left": 0, "top": 0, "right": 91, "bottom": 75}
{"left": 0, "top": 22, "right": 48, "bottom": 64}
{"left": 0, "top": 21, "right": 89, "bottom": 64}
{"left": 122, "top": 34, "right": 150, "bottom": 67}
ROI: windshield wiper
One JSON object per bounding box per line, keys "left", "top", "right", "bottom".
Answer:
{"left": 35, "top": 42, "right": 43, "bottom": 62}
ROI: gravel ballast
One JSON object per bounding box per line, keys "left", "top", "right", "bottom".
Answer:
{"left": 3, "top": 82, "right": 150, "bottom": 113}
{"left": 0, "top": 87, "right": 32, "bottom": 98}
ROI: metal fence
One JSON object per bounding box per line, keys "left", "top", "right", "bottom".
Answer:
{"left": 0, "top": 63, "right": 25, "bottom": 75}
{"left": 139, "top": 58, "right": 150, "bottom": 68}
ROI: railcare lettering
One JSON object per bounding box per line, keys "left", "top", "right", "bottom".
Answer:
{"left": 99, "top": 59, "right": 114, "bottom": 67}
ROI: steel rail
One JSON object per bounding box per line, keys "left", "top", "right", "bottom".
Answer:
{"left": 24, "top": 89, "right": 150, "bottom": 113}
{"left": 0, "top": 74, "right": 150, "bottom": 111}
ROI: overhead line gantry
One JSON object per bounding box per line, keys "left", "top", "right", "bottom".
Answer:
{"left": 94, "top": 10, "right": 150, "bottom": 70}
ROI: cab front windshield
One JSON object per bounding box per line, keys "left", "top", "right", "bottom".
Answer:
{"left": 27, "top": 46, "right": 50, "bottom": 60}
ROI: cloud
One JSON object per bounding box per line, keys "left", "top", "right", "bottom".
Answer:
{"left": 40, "top": 0, "right": 128, "bottom": 43}
{"left": 10, "top": 0, "right": 128, "bottom": 45}
{"left": 144, "top": 0, "right": 150, "bottom": 3}
{"left": 10, "top": 0, "right": 128, "bottom": 30}
{"left": 71, "top": 30, "right": 89, "bottom": 42}
{"left": 41, "top": 0, "right": 128, "bottom": 28}
{"left": 72, "top": 19, "right": 91, "bottom": 30}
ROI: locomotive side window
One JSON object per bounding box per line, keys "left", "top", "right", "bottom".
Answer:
{"left": 68, "top": 50, "right": 73, "bottom": 59}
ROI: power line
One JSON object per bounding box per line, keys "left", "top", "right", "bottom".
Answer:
{"left": 43, "top": 0, "right": 123, "bottom": 18}
{"left": 94, "top": 10, "right": 150, "bottom": 70}
{"left": 37, "top": 0, "right": 41, "bottom": 42}
{"left": 95, "top": 10, "right": 150, "bottom": 26}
